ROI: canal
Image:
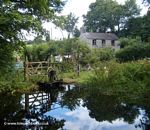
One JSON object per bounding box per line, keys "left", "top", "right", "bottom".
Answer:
{"left": 0, "top": 85, "right": 150, "bottom": 130}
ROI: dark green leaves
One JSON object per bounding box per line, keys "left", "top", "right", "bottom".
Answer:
{"left": 83, "top": 0, "right": 140, "bottom": 33}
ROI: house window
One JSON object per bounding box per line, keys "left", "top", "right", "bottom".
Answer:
{"left": 102, "top": 39, "right": 106, "bottom": 47}
{"left": 111, "top": 40, "right": 115, "bottom": 46}
{"left": 92, "top": 39, "right": 97, "bottom": 45}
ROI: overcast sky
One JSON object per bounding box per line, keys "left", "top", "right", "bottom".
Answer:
{"left": 42, "top": 0, "right": 148, "bottom": 40}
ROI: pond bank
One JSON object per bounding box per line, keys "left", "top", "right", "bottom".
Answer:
{"left": 61, "top": 60, "right": 150, "bottom": 98}
{"left": 0, "top": 60, "right": 149, "bottom": 96}
{"left": 60, "top": 70, "right": 93, "bottom": 85}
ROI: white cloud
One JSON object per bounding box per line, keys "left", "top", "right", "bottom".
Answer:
{"left": 45, "top": 101, "right": 142, "bottom": 130}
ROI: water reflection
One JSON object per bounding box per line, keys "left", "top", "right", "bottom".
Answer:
{"left": 0, "top": 85, "right": 150, "bottom": 130}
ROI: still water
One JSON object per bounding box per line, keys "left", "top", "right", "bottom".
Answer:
{"left": 0, "top": 85, "right": 150, "bottom": 130}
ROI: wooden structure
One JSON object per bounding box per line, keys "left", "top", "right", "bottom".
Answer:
{"left": 25, "top": 61, "right": 60, "bottom": 81}
{"left": 24, "top": 92, "right": 51, "bottom": 112}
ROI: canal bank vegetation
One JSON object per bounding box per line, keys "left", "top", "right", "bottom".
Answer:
{"left": 84, "top": 60, "right": 150, "bottom": 98}
{"left": 60, "top": 70, "right": 94, "bottom": 84}
{"left": 0, "top": 68, "right": 35, "bottom": 93}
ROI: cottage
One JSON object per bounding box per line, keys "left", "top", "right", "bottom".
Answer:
{"left": 80, "top": 31, "right": 120, "bottom": 51}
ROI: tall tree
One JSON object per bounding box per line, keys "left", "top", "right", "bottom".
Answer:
{"left": 64, "top": 13, "right": 79, "bottom": 38}
{"left": 0, "top": 0, "right": 65, "bottom": 72}
{"left": 83, "top": 0, "right": 140, "bottom": 34}
{"left": 125, "top": 10, "right": 150, "bottom": 41}
{"left": 53, "top": 15, "right": 67, "bottom": 38}
{"left": 53, "top": 13, "right": 79, "bottom": 38}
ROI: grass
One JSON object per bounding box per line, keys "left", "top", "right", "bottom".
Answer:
{"left": 59, "top": 59, "right": 150, "bottom": 98}
{"left": 59, "top": 70, "right": 93, "bottom": 85}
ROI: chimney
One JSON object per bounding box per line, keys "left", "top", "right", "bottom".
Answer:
{"left": 80, "top": 26, "right": 86, "bottom": 34}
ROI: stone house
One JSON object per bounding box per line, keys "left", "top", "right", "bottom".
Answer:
{"left": 80, "top": 32, "right": 120, "bottom": 51}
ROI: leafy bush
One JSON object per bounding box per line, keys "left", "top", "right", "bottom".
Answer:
{"left": 0, "top": 44, "right": 15, "bottom": 74}
{"left": 119, "top": 37, "right": 142, "bottom": 48}
{"left": 26, "top": 43, "right": 50, "bottom": 61}
{"left": 91, "top": 48, "right": 115, "bottom": 62}
{"left": 116, "top": 44, "right": 150, "bottom": 62}
{"left": 86, "top": 60, "right": 150, "bottom": 97}
{"left": 0, "top": 69, "right": 30, "bottom": 93}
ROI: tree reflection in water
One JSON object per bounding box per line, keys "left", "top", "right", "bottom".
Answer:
{"left": 0, "top": 85, "right": 150, "bottom": 130}
{"left": 61, "top": 87, "right": 150, "bottom": 130}
{"left": 83, "top": 93, "right": 139, "bottom": 124}
{"left": 0, "top": 90, "right": 65, "bottom": 130}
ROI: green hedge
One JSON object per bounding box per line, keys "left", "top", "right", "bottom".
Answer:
{"left": 116, "top": 44, "right": 150, "bottom": 62}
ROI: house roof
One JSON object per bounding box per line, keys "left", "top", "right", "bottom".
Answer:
{"left": 82, "top": 32, "right": 118, "bottom": 40}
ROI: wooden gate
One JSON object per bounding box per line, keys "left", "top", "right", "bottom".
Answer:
{"left": 25, "top": 61, "right": 60, "bottom": 81}
{"left": 24, "top": 92, "right": 51, "bottom": 112}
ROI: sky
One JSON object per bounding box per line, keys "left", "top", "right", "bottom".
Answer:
{"left": 41, "top": 0, "right": 149, "bottom": 40}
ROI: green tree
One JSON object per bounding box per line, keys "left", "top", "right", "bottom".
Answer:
{"left": 53, "top": 13, "right": 79, "bottom": 38}
{"left": 116, "top": 44, "right": 150, "bottom": 62}
{"left": 64, "top": 13, "right": 79, "bottom": 38}
{"left": 0, "top": 0, "right": 65, "bottom": 73}
{"left": 125, "top": 11, "right": 150, "bottom": 41}
{"left": 53, "top": 15, "right": 67, "bottom": 39}
{"left": 119, "top": 37, "right": 142, "bottom": 48}
{"left": 73, "top": 27, "right": 80, "bottom": 38}
{"left": 83, "top": 0, "right": 140, "bottom": 34}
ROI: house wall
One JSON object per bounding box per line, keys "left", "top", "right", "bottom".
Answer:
{"left": 80, "top": 35, "right": 120, "bottom": 51}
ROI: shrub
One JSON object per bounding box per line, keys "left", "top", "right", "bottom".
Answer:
{"left": 0, "top": 68, "right": 29, "bottom": 93}
{"left": 92, "top": 48, "right": 115, "bottom": 62}
{"left": 116, "top": 44, "right": 150, "bottom": 62}
{"left": 86, "top": 60, "right": 150, "bottom": 97}
{"left": 119, "top": 37, "right": 142, "bottom": 48}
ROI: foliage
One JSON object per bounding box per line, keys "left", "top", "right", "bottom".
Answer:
{"left": 60, "top": 70, "right": 93, "bottom": 84}
{"left": 0, "top": 0, "right": 65, "bottom": 92}
{"left": 119, "top": 37, "right": 142, "bottom": 48}
{"left": 54, "top": 13, "right": 79, "bottom": 38}
{"left": 64, "top": 13, "right": 79, "bottom": 38}
{"left": 0, "top": 44, "right": 14, "bottom": 74}
{"left": 25, "top": 39, "right": 116, "bottom": 71}
{"left": 25, "top": 39, "right": 91, "bottom": 65}
{"left": 26, "top": 43, "right": 50, "bottom": 61}
{"left": 85, "top": 60, "right": 150, "bottom": 97}
{"left": 92, "top": 48, "right": 115, "bottom": 62}
{"left": 125, "top": 11, "right": 150, "bottom": 41}
{"left": 83, "top": 0, "right": 140, "bottom": 33}
{"left": 0, "top": 68, "right": 30, "bottom": 93}
{"left": 0, "top": 0, "right": 65, "bottom": 73}
{"left": 73, "top": 27, "right": 80, "bottom": 38}
{"left": 116, "top": 43, "right": 150, "bottom": 62}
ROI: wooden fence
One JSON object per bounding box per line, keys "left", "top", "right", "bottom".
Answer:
{"left": 25, "top": 61, "right": 60, "bottom": 81}
{"left": 24, "top": 92, "right": 51, "bottom": 112}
